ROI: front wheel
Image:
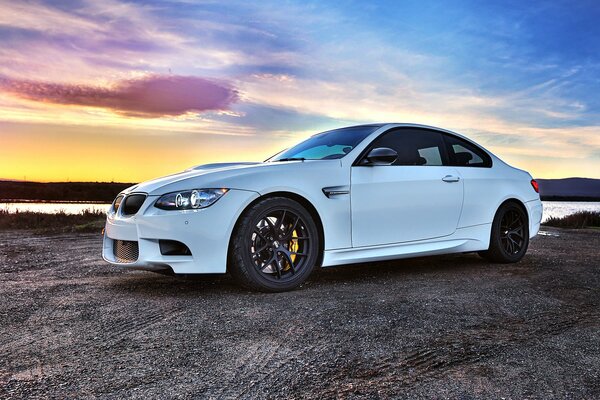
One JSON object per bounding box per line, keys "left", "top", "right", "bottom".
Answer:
{"left": 479, "top": 202, "right": 529, "bottom": 263}
{"left": 229, "top": 197, "right": 320, "bottom": 292}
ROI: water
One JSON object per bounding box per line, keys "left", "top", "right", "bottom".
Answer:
{"left": 1, "top": 202, "right": 111, "bottom": 215}
{"left": 541, "top": 201, "right": 600, "bottom": 222}
{"left": 1, "top": 201, "right": 600, "bottom": 221}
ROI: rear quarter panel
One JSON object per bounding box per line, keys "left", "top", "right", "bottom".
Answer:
{"left": 457, "top": 156, "right": 539, "bottom": 228}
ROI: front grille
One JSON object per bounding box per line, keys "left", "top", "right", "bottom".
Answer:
{"left": 121, "top": 194, "right": 147, "bottom": 215}
{"left": 113, "top": 240, "right": 139, "bottom": 263}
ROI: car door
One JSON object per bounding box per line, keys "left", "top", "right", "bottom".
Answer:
{"left": 351, "top": 128, "right": 464, "bottom": 247}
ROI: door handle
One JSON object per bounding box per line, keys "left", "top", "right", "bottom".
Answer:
{"left": 442, "top": 175, "right": 460, "bottom": 183}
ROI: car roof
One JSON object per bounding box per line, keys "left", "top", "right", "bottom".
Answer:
{"left": 319, "top": 123, "right": 485, "bottom": 150}
{"left": 338, "top": 122, "right": 452, "bottom": 132}
{"left": 336, "top": 123, "right": 471, "bottom": 140}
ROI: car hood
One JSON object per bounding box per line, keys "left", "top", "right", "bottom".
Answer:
{"left": 121, "top": 161, "right": 330, "bottom": 196}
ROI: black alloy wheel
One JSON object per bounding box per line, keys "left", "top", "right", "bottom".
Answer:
{"left": 499, "top": 208, "right": 526, "bottom": 255}
{"left": 229, "top": 197, "right": 319, "bottom": 292}
{"left": 479, "top": 202, "right": 529, "bottom": 263}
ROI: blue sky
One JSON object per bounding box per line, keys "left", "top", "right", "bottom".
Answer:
{"left": 0, "top": 0, "right": 599, "bottom": 181}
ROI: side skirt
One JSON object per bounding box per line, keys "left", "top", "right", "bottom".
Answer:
{"left": 322, "top": 223, "right": 491, "bottom": 267}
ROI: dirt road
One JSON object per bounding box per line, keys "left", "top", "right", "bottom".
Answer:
{"left": 1, "top": 228, "right": 598, "bottom": 399}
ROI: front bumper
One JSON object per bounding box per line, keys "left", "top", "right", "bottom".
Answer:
{"left": 102, "top": 189, "right": 259, "bottom": 274}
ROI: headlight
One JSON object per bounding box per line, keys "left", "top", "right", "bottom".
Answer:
{"left": 154, "top": 188, "right": 229, "bottom": 210}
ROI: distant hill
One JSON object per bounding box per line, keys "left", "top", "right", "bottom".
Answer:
{"left": 0, "top": 181, "right": 134, "bottom": 202}
{"left": 537, "top": 178, "right": 600, "bottom": 201}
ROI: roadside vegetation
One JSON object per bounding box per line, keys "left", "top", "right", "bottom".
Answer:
{"left": 0, "top": 209, "right": 105, "bottom": 233}
{"left": 543, "top": 211, "right": 600, "bottom": 229}
{"left": 0, "top": 181, "right": 132, "bottom": 202}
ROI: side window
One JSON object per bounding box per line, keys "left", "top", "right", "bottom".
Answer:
{"left": 366, "top": 128, "right": 447, "bottom": 166}
{"left": 443, "top": 135, "right": 492, "bottom": 168}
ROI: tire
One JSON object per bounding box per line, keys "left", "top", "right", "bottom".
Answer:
{"left": 229, "top": 197, "right": 320, "bottom": 292}
{"left": 479, "top": 202, "right": 529, "bottom": 263}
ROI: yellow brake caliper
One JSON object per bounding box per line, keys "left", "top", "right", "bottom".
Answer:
{"left": 283, "top": 230, "right": 299, "bottom": 271}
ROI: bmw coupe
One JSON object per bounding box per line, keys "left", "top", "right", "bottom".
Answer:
{"left": 103, "top": 123, "right": 542, "bottom": 292}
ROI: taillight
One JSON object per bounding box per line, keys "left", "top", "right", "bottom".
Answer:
{"left": 530, "top": 179, "right": 539, "bottom": 193}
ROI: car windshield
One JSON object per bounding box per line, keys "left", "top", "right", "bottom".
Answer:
{"left": 268, "top": 125, "right": 381, "bottom": 161}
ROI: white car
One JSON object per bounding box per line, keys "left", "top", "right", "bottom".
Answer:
{"left": 103, "top": 123, "right": 543, "bottom": 292}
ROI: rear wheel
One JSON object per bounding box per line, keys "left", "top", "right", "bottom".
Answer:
{"left": 479, "top": 202, "right": 529, "bottom": 263}
{"left": 229, "top": 197, "right": 320, "bottom": 292}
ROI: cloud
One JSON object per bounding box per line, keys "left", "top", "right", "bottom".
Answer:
{"left": 0, "top": 1, "right": 305, "bottom": 83}
{"left": 0, "top": 75, "right": 238, "bottom": 117}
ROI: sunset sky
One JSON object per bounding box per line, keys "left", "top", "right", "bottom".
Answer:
{"left": 1, "top": 0, "right": 599, "bottom": 182}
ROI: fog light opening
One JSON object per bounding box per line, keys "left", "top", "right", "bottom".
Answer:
{"left": 159, "top": 240, "right": 192, "bottom": 256}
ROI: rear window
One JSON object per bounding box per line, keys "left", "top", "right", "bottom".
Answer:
{"left": 443, "top": 135, "right": 492, "bottom": 168}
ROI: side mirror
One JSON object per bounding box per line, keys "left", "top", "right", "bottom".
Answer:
{"left": 360, "top": 147, "right": 398, "bottom": 166}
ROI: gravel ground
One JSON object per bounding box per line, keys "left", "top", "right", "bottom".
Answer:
{"left": 0, "top": 228, "right": 598, "bottom": 399}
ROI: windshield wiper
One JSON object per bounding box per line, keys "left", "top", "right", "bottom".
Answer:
{"left": 274, "top": 157, "right": 306, "bottom": 162}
